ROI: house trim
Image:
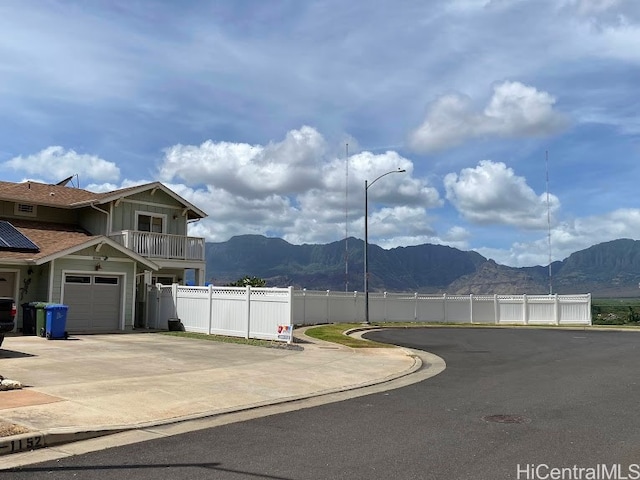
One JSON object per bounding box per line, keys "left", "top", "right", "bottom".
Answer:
{"left": 35, "top": 236, "right": 159, "bottom": 271}
{"left": 71, "top": 182, "right": 208, "bottom": 219}
{"left": 121, "top": 199, "right": 185, "bottom": 210}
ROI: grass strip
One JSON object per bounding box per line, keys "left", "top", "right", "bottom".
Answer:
{"left": 303, "top": 323, "right": 393, "bottom": 348}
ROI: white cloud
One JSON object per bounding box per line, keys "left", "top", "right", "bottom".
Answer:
{"left": 3, "top": 146, "right": 120, "bottom": 183}
{"left": 156, "top": 127, "right": 441, "bottom": 246}
{"left": 444, "top": 160, "right": 560, "bottom": 229}
{"left": 475, "top": 207, "right": 640, "bottom": 267}
{"left": 160, "top": 126, "right": 326, "bottom": 197}
{"left": 409, "top": 81, "right": 568, "bottom": 152}
{"left": 84, "top": 179, "right": 151, "bottom": 193}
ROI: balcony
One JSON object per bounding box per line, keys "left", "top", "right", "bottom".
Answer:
{"left": 110, "top": 230, "right": 205, "bottom": 261}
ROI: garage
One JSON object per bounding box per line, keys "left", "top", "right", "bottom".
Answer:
{"left": 63, "top": 274, "right": 122, "bottom": 332}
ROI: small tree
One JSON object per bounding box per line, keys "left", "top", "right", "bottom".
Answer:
{"left": 226, "top": 275, "right": 267, "bottom": 287}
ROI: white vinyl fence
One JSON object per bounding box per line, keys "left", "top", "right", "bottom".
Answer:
{"left": 148, "top": 286, "right": 591, "bottom": 339}
{"left": 293, "top": 290, "right": 592, "bottom": 326}
{"left": 148, "top": 284, "right": 295, "bottom": 342}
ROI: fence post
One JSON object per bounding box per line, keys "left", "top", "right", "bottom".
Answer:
{"left": 523, "top": 294, "right": 528, "bottom": 325}
{"left": 470, "top": 294, "right": 474, "bottom": 324}
{"left": 302, "top": 288, "right": 307, "bottom": 325}
{"left": 152, "top": 284, "right": 160, "bottom": 329}
{"left": 354, "top": 291, "right": 358, "bottom": 322}
{"left": 554, "top": 294, "right": 559, "bottom": 325}
{"left": 287, "top": 286, "right": 294, "bottom": 344}
{"left": 384, "top": 292, "right": 388, "bottom": 322}
{"left": 245, "top": 285, "right": 251, "bottom": 339}
{"left": 494, "top": 294, "right": 499, "bottom": 324}
{"left": 326, "top": 290, "right": 330, "bottom": 323}
{"left": 414, "top": 292, "right": 418, "bottom": 322}
{"left": 207, "top": 284, "right": 213, "bottom": 334}
{"left": 172, "top": 283, "right": 178, "bottom": 319}
{"left": 587, "top": 293, "right": 592, "bottom": 324}
{"left": 442, "top": 294, "right": 447, "bottom": 322}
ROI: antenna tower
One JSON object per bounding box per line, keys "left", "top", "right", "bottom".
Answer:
{"left": 345, "top": 143, "right": 349, "bottom": 293}
{"left": 546, "top": 150, "right": 552, "bottom": 295}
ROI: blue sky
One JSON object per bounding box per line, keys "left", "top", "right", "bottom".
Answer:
{"left": 1, "top": 0, "right": 639, "bottom": 267}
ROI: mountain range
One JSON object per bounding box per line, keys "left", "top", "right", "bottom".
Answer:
{"left": 204, "top": 235, "right": 640, "bottom": 297}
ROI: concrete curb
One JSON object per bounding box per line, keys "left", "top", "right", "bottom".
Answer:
{"left": 0, "top": 331, "right": 426, "bottom": 458}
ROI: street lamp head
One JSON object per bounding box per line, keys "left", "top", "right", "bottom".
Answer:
{"left": 398, "top": 168, "right": 406, "bottom": 172}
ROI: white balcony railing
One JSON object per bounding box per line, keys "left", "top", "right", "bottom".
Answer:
{"left": 110, "top": 230, "right": 205, "bottom": 261}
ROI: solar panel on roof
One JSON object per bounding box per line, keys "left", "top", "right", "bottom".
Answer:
{"left": 0, "top": 221, "right": 40, "bottom": 252}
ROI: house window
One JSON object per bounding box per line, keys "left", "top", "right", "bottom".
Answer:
{"left": 14, "top": 203, "right": 36, "bottom": 217}
{"left": 137, "top": 214, "right": 164, "bottom": 233}
{"left": 65, "top": 275, "right": 91, "bottom": 284}
{"left": 95, "top": 276, "right": 119, "bottom": 285}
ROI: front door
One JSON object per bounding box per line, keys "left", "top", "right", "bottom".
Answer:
{"left": 0, "top": 271, "right": 15, "bottom": 297}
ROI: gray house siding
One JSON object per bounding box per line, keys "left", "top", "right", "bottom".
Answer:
{"left": 78, "top": 207, "right": 109, "bottom": 235}
{"left": 0, "top": 201, "right": 78, "bottom": 224}
{"left": 110, "top": 191, "right": 187, "bottom": 236}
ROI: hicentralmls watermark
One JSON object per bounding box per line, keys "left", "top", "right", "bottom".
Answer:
{"left": 516, "top": 464, "right": 640, "bottom": 480}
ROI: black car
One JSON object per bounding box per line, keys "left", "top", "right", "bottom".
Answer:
{"left": 0, "top": 297, "right": 16, "bottom": 348}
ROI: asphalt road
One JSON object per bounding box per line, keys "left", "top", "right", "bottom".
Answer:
{"left": 4, "top": 327, "right": 640, "bottom": 479}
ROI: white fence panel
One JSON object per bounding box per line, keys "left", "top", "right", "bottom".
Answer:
{"left": 528, "top": 296, "right": 557, "bottom": 325}
{"left": 559, "top": 296, "right": 591, "bottom": 324}
{"left": 446, "top": 296, "right": 472, "bottom": 323}
{"left": 416, "top": 296, "right": 446, "bottom": 322}
{"left": 471, "top": 296, "right": 496, "bottom": 324}
{"left": 248, "top": 288, "right": 293, "bottom": 341}
{"left": 386, "top": 294, "right": 418, "bottom": 321}
{"left": 296, "top": 290, "right": 331, "bottom": 324}
{"left": 498, "top": 297, "right": 525, "bottom": 324}
{"left": 175, "top": 286, "right": 210, "bottom": 333}
{"left": 153, "top": 286, "right": 175, "bottom": 329}
{"left": 209, "top": 287, "right": 249, "bottom": 337}
{"left": 330, "top": 293, "right": 362, "bottom": 323}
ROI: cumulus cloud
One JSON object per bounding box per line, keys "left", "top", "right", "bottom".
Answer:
{"left": 475, "top": 207, "right": 640, "bottom": 267}
{"left": 444, "top": 160, "right": 560, "bottom": 229}
{"left": 157, "top": 127, "right": 441, "bottom": 246}
{"left": 160, "top": 126, "right": 327, "bottom": 198}
{"left": 3, "top": 146, "right": 120, "bottom": 183}
{"left": 409, "top": 81, "right": 568, "bottom": 152}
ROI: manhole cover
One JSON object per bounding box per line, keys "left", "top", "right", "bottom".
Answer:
{"left": 482, "top": 414, "right": 530, "bottom": 424}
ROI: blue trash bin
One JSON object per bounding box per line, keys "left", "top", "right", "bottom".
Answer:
{"left": 44, "top": 304, "right": 69, "bottom": 340}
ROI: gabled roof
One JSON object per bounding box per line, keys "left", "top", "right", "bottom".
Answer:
{"left": 0, "top": 181, "right": 207, "bottom": 219}
{"left": 0, "top": 220, "right": 158, "bottom": 270}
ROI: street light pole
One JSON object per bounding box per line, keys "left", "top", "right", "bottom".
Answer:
{"left": 364, "top": 168, "right": 406, "bottom": 325}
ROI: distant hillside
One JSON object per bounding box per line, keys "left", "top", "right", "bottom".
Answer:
{"left": 205, "top": 236, "right": 640, "bottom": 296}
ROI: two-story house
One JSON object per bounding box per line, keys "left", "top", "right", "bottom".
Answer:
{"left": 0, "top": 180, "right": 207, "bottom": 334}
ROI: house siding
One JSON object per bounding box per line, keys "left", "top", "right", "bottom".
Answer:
{"left": 0, "top": 201, "right": 78, "bottom": 224}
{"left": 78, "top": 207, "right": 108, "bottom": 235}
{"left": 110, "top": 193, "right": 187, "bottom": 236}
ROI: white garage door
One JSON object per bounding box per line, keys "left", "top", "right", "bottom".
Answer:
{"left": 63, "top": 274, "right": 122, "bottom": 332}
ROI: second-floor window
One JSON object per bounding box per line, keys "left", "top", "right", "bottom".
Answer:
{"left": 137, "top": 213, "right": 164, "bottom": 233}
